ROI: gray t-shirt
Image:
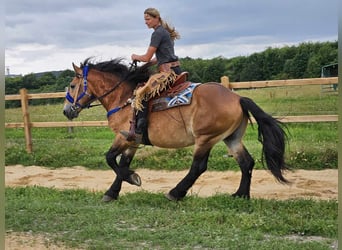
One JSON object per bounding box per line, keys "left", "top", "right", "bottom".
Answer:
{"left": 150, "top": 25, "right": 178, "bottom": 65}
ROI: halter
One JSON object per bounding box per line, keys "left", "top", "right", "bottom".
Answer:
{"left": 65, "top": 61, "right": 138, "bottom": 118}
{"left": 65, "top": 65, "right": 95, "bottom": 109}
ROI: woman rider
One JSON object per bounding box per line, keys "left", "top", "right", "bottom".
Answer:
{"left": 121, "top": 7, "right": 182, "bottom": 144}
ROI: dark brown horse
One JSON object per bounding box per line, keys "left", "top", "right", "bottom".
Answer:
{"left": 63, "top": 58, "right": 289, "bottom": 202}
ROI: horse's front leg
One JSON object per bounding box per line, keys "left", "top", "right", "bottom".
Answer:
{"left": 103, "top": 145, "right": 141, "bottom": 202}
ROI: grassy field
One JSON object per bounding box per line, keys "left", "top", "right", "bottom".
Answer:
{"left": 4, "top": 122, "right": 338, "bottom": 170}
{"left": 5, "top": 84, "right": 338, "bottom": 249}
{"left": 5, "top": 85, "right": 338, "bottom": 170}
{"left": 5, "top": 187, "right": 338, "bottom": 249}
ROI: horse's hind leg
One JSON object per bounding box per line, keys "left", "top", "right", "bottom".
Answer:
{"left": 224, "top": 137, "right": 255, "bottom": 199}
{"left": 166, "top": 143, "right": 212, "bottom": 201}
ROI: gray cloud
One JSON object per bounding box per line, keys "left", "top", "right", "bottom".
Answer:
{"left": 5, "top": 0, "right": 338, "bottom": 74}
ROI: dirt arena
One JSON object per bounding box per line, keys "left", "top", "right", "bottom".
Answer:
{"left": 5, "top": 165, "right": 338, "bottom": 200}
{"left": 5, "top": 165, "right": 338, "bottom": 249}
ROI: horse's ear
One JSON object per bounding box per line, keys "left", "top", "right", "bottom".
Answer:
{"left": 72, "top": 62, "right": 82, "bottom": 74}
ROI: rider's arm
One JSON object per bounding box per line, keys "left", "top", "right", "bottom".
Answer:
{"left": 131, "top": 46, "right": 157, "bottom": 63}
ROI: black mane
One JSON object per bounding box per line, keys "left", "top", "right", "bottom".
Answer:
{"left": 81, "top": 58, "right": 153, "bottom": 87}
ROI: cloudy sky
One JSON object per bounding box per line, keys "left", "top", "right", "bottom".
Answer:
{"left": 5, "top": 0, "right": 338, "bottom": 75}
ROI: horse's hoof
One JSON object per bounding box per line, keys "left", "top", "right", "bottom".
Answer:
{"left": 102, "top": 195, "right": 116, "bottom": 202}
{"left": 165, "top": 192, "right": 179, "bottom": 201}
{"left": 129, "top": 173, "right": 142, "bottom": 186}
{"left": 232, "top": 193, "right": 250, "bottom": 200}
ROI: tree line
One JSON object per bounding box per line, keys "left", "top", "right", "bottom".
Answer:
{"left": 5, "top": 41, "right": 337, "bottom": 107}
{"left": 181, "top": 41, "right": 337, "bottom": 83}
{"left": 5, "top": 70, "right": 75, "bottom": 107}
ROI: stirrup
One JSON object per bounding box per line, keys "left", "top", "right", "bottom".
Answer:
{"left": 120, "top": 130, "right": 142, "bottom": 144}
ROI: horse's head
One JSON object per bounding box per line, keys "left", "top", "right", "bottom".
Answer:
{"left": 63, "top": 63, "right": 95, "bottom": 120}
{"left": 63, "top": 58, "right": 153, "bottom": 120}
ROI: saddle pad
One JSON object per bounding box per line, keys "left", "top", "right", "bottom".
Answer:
{"left": 151, "top": 82, "right": 201, "bottom": 112}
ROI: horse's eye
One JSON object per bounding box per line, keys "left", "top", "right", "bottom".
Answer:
{"left": 70, "top": 84, "right": 76, "bottom": 89}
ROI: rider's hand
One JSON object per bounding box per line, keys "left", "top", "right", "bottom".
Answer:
{"left": 131, "top": 54, "right": 140, "bottom": 62}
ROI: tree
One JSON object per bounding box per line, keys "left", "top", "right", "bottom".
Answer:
{"left": 37, "top": 72, "right": 56, "bottom": 88}
{"left": 56, "top": 70, "right": 74, "bottom": 91}
{"left": 22, "top": 73, "right": 39, "bottom": 89}
{"left": 202, "top": 57, "right": 227, "bottom": 82}
{"left": 226, "top": 56, "right": 247, "bottom": 82}
{"left": 5, "top": 76, "right": 23, "bottom": 94}
{"left": 239, "top": 53, "right": 264, "bottom": 81}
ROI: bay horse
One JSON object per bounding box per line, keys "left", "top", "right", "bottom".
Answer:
{"left": 63, "top": 58, "right": 289, "bottom": 202}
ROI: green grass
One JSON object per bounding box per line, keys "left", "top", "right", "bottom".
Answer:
{"left": 5, "top": 86, "right": 338, "bottom": 170}
{"left": 5, "top": 186, "right": 337, "bottom": 249}
{"left": 5, "top": 85, "right": 338, "bottom": 249}
{"left": 5, "top": 121, "right": 337, "bottom": 170}
{"left": 4, "top": 86, "right": 338, "bottom": 170}
{"left": 236, "top": 85, "right": 338, "bottom": 115}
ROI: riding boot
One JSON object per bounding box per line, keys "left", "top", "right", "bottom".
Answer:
{"left": 120, "top": 100, "right": 148, "bottom": 144}
{"left": 136, "top": 100, "right": 148, "bottom": 130}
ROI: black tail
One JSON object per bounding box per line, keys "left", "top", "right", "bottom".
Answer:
{"left": 240, "top": 97, "right": 289, "bottom": 183}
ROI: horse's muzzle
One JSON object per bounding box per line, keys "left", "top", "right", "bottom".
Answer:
{"left": 63, "top": 103, "right": 79, "bottom": 120}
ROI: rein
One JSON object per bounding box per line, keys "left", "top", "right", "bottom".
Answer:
{"left": 66, "top": 61, "right": 138, "bottom": 118}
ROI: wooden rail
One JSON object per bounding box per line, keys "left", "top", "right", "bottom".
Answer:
{"left": 5, "top": 77, "right": 339, "bottom": 153}
{"left": 4, "top": 115, "right": 339, "bottom": 129}
{"left": 5, "top": 121, "right": 109, "bottom": 128}
{"left": 5, "top": 92, "right": 66, "bottom": 101}
{"left": 225, "top": 77, "right": 338, "bottom": 89}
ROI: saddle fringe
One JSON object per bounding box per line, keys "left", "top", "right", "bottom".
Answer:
{"left": 133, "top": 71, "right": 177, "bottom": 111}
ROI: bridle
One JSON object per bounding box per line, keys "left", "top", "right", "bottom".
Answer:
{"left": 65, "top": 65, "right": 95, "bottom": 111}
{"left": 65, "top": 61, "right": 138, "bottom": 117}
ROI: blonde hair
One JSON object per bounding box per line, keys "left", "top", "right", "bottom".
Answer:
{"left": 144, "top": 8, "right": 180, "bottom": 41}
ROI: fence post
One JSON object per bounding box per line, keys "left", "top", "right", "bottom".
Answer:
{"left": 220, "top": 76, "right": 231, "bottom": 89}
{"left": 20, "top": 88, "right": 33, "bottom": 153}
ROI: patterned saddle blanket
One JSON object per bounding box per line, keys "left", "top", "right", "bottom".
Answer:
{"left": 150, "top": 82, "right": 201, "bottom": 112}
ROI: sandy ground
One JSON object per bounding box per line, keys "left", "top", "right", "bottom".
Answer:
{"left": 5, "top": 165, "right": 338, "bottom": 200}
{"left": 5, "top": 165, "right": 338, "bottom": 249}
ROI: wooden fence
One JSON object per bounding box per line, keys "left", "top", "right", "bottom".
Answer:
{"left": 5, "top": 77, "right": 339, "bottom": 153}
